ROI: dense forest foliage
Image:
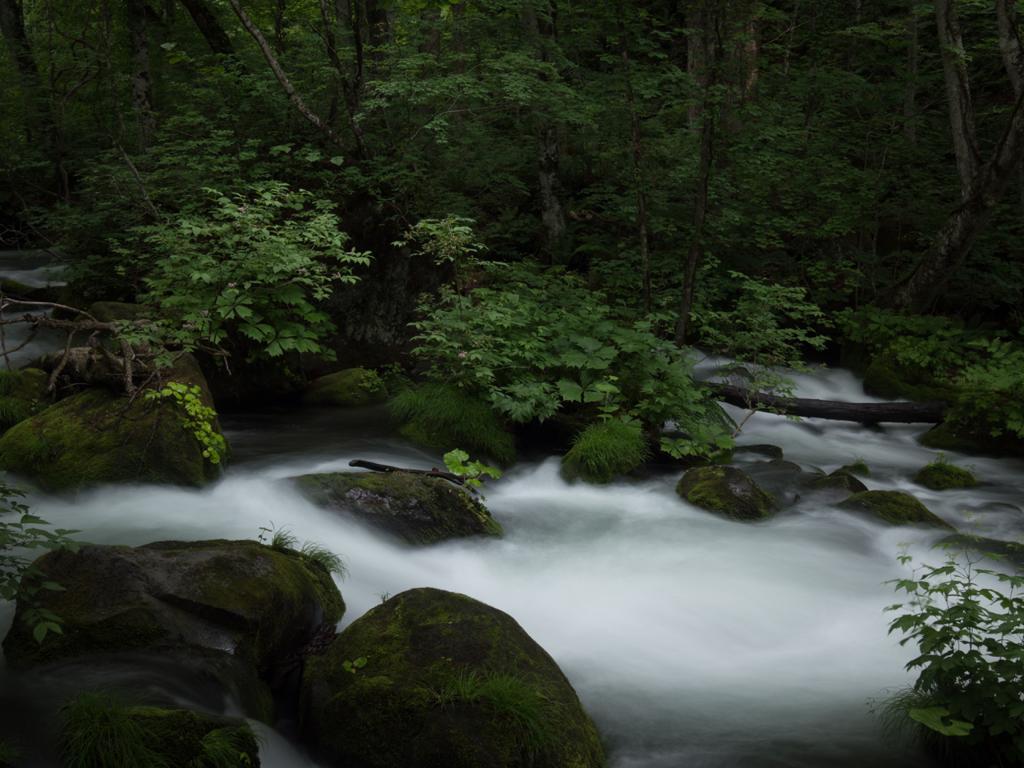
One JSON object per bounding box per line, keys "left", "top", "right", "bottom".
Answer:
{"left": 0, "top": 0, "right": 1023, "bottom": 448}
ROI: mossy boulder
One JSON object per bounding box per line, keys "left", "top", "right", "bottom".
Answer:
{"left": 675, "top": 465, "right": 779, "bottom": 522}
{"left": 300, "top": 587, "right": 605, "bottom": 768}
{"left": 560, "top": 420, "right": 650, "bottom": 484}
{"left": 390, "top": 382, "right": 516, "bottom": 467}
{"left": 295, "top": 472, "right": 502, "bottom": 545}
{"left": 919, "top": 421, "right": 1024, "bottom": 458}
{"left": 2, "top": 539, "right": 344, "bottom": 689}
{"left": 303, "top": 367, "right": 388, "bottom": 407}
{"left": 862, "top": 351, "right": 957, "bottom": 402}
{"left": 914, "top": 463, "right": 978, "bottom": 490}
{"left": 61, "top": 702, "right": 260, "bottom": 768}
{"left": 0, "top": 368, "right": 50, "bottom": 430}
{"left": 836, "top": 490, "right": 955, "bottom": 530}
{"left": 836, "top": 461, "right": 871, "bottom": 478}
{"left": 0, "top": 354, "right": 226, "bottom": 492}
{"left": 803, "top": 470, "right": 869, "bottom": 497}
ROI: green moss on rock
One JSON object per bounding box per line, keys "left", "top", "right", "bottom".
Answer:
{"left": 389, "top": 383, "right": 516, "bottom": 467}
{"left": 914, "top": 463, "right": 978, "bottom": 490}
{"left": 803, "top": 470, "right": 869, "bottom": 497}
{"left": 675, "top": 465, "right": 778, "bottom": 522}
{"left": 733, "top": 444, "right": 784, "bottom": 460}
{"left": 2, "top": 539, "right": 344, "bottom": 689}
{"left": 862, "top": 351, "right": 958, "bottom": 402}
{"left": 0, "top": 368, "right": 49, "bottom": 430}
{"left": 836, "top": 490, "right": 954, "bottom": 530}
{"left": 919, "top": 421, "right": 1024, "bottom": 457}
{"left": 560, "top": 421, "right": 650, "bottom": 484}
{"left": 300, "top": 587, "right": 605, "bottom": 768}
{"left": 295, "top": 472, "right": 503, "bottom": 545}
{"left": 303, "top": 367, "right": 388, "bottom": 407}
{"left": 836, "top": 460, "right": 871, "bottom": 478}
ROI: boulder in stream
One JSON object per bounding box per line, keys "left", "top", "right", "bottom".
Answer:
{"left": 676, "top": 465, "right": 778, "bottom": 522}
{"left": 0, "top": 353, "right": 227, "bottom": 492}
{"left": 2, "top": 539, "right": 345, "bottom": 721}
{"left": 302, "top": 367, "right": 388, "bottom": 407}
{"left": 803, "top": 470, "right": 869, "bottom": 497}
{"left": 914, "top": 461, "right": 979, "bottom": 490}
{"left": 299, "top": 587, "right": 605, "bottom": 768}
{"left": 295, "top": 471, "right": 503, "bottom": 545}
{"left": 836, "top": 490, "right": 955, "bottom": 530}
{"left": 919, "top": 420, "right": 1024, "bottom": 458}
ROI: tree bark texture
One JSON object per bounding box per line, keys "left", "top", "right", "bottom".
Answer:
{"left": 226, "top": 0, "right": 354, "bottom": 156}
{"left": 127, "top": 0, "right": 155, "bottom": 154}
{"left": 934, "top": 0, "right": 981, "bottom": 195}
{"left": 178, "top": 0, "right": 239, "bottom": 59}
{"left": 706, "top": 383, "right": 947, "bottom": 424}
{"left": 0, "top": 0, "right": 49, "bottom": 145}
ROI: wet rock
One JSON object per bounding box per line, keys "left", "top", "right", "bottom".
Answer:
{"left": 836, "top": 461, "right": 871, "bottom": 478}
{"left": 804, "top": 471, "right": 868, "bottom": 497}
{"left": 295, "top": 472, "right": 502, "bottom": 545}
{"left": 676, "top": 465, "right": 778, "bottom": 522}
{"left": 836, "top": 490, "right": 954, "bottom": 530}
{"left": 862, "top": 351, "right": 957, "bottom": 402}
{"left": 733, "top": 444, "right": 784, "bottom": 460}
{"left": 302, "top": 367, "right": 388, "bottom": 407}
{"left": 2, "top": 539, "right": 344, "bottom": 723}
{"left": 914, "top": 463, "right": 978, "bottom": 490}
{"left": 300, "top": 587, "right": 605, "bottom": 768}
{"left": 919, "top": 421, "right": 1024, "bottom": 458}
{"left": 0, "top": 354, "right": 226, "bottom": 492}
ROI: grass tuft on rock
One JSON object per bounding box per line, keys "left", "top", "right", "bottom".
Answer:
{"left": 389, "top": 382, "right": 515, "bottom": 467}
{"left": 914, "top": 453, "right": 978, "bottom": 490}
{"left": 560, "top": 420, "right": 650, "bottom": 484}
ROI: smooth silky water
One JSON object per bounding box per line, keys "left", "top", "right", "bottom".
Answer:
{"left": 1, "top": 314, "right": 1021, "bottom": 765}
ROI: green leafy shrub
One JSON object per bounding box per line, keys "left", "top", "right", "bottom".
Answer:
{"left": 144, "top": 382, "right": 226, "bottom": 464}
{"left": 561, "top": 420, "right": 650, "bottom": 484}
{"left": 880, "top": 541, "right": 1024, "bottom": 765}
{"left": 409, "top": 263, "right": 732, "bottom": 458}
{"left": 389, "top": 382, "right": 517, "bottom": 467}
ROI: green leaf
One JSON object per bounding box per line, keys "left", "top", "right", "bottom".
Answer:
{"left": 909, "top": 707, "right": 974, "bottom": 736}
{"left": 444, "top": 449, "right": 470, "bottom": 475}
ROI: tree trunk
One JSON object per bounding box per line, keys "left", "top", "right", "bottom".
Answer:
{"left": 177, "top": 0, "right": 239, "bottom": 60}
{"left": 706, "top": 383, "right": 947, "bottom": 424}
{"left": 885, "top": 0, "right": 1024, "bottom": 313}
{"left": 903, "top": 3, "right": 918, "bottom": 147}
{"left": 0, "top": 0, "right": 49, "bottom": 146}
{"left": 127, "top": 0, "right": 155, "bottom": 154}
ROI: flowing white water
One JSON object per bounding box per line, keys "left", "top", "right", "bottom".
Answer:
{"left": 1, "top": 348, "right": 1022, "bottom": 765}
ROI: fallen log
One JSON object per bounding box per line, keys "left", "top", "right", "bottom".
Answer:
{"left": 348, "top": 459, "right": 466, "bottom": 486}
{"left": 705, "top": 383, "right": 947, "bottom": 424}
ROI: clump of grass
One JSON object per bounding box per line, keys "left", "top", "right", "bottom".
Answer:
{"left": 428, "top": 667, "right": 562, "bottom": 763}
{"left": 269, "top": 527, "right": 298, "bottom": 551}
{"left": 0, "top": 738, "right": 24, "bottom": 767}
{"left": 560, "top": 420, "right": 650, "bottom": 484}
{"left": 299, "top": 541, "right": 348, "bottom": 579}
{"left": 389, "top": 382, "right": 516, "bottom": 467}
{"left": 59, "top": 691, "right": 172, "bottom": 768}
{"left": 187, "top": 725, "right": 261, "bottom": 768}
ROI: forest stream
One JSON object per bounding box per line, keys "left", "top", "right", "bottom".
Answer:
{"left": 1, "top": 257, "right": 1022, "bottom": 768}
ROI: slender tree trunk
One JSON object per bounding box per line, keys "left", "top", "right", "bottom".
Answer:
{"left": 886, "top": 0, "right": 1024, "bottom": 313}
{"left": 687, "top": 6, "right": 704, "bottom": 126}
{"left": 782, "top": 1, "right": 798, "bottom": 78}
{"left": 0, "top": 0, "right": 49, "bottom": 145}
{"left": 619, "top": 11, "right": 651, "bottom": 315}
{"left": 903, "top": 3, "right": 918, "bottom": 147}
{"left": 177, "top": 0, "right": 239, "bottom": 59}
{"left": 675, "top": 109, "right": 714, "bottom": 344}
{"left": 318, "top": 0, "right": 368, "bottom": 158}
{"left": 226, "top": 0, "right": 354, "bottom": 156}
{"left": 127, "top": 0, "right": 155, "bottom": 154}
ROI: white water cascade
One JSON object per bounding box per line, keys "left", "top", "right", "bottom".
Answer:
{"left": 1, "top": 250, "right": 1021, "bottom": 766}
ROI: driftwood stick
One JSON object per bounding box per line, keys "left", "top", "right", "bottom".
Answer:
{"left": 349, "top": 459, "right": 465, "bottom": 486}
{"left": 705, "top": 383, "right": 947, "bottom": 424}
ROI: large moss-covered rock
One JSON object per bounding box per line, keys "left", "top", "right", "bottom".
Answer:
{"left": 0, "top": 368, "right": 49, "bottom": 430}
{"left": 0, "top": 354, "right": 226, "bottom": 492}
{"left": 862, "top": 351, "right": 957, "bottom": 402}
{"left": 560, "top": 420, "right": 650, "bottom": 484}
{"left": 914, "top": 462, "right": 978, "bottom": 490}
{"left": 919, "top": 421, "right": 1024, "bottom": 457}
{"left": 836, "top": 490, "right": 955, "bottom": 530}
{"left": 676, "top": 465, "right": 778, "bottom": 522}
{"left": 60, "top": 701, "right": 260, "bottom": 768}
{"left": 2, "top": 540, "right": 344, "bottom": 687}
{"left": 303, "top": 367, "right": 388, "bottom": 407}
{"left": 300, "top": 587, "right": 605, "bottom": 768}
{"left": 295, "top": 472, "right": 502, "bottom": 545}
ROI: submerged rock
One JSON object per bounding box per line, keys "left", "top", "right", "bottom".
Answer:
{"left": 295, "top": 471, "right": 502, "bottom": 545}
{"left": 300, "top": 587, "right": 605, "bottom": 768}
{"left": 804, "top": 470, "right": 868, "bottom": 497}
{"left": 919, "top": 421, "right": 1024, "bottom": 458}
{"left": 2, "top": 539, "right": 344, "bottom": 722}
{"left": 836, "top": 490, "right": 954, "bottom": 530}
{"left": 303, "top": 367, "right": 388, "bottom": 407}
{"left": 676, "top": 465, "right": 778, "bottom": 522}
{"left": 0, "top": 354, "right": 226, "bottom": 492}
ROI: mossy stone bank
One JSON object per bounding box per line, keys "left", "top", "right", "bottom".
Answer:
{"left": 300, "top": 587, "right": 605, "bottom": 768}
{"left": 836, "top": 490, "right": 954, "bottom": 530}
{"left": 303, "top": 367, "right": 388, "bottom": 406}
{"left": 676, "top": 465, "right": 778, "bottom": 521}
{"left": 295, "top": 471, "right": 503, "bottom": 545}
{"left": 2, "top": 539, "right": 344, "bottom": 722}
